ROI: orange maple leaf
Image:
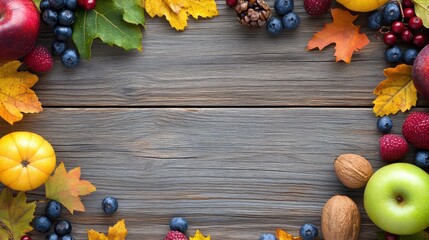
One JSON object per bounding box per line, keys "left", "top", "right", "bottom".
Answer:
{"left": 373, "top": 64, "right": 417, "bottom": 116}
{"left": 45, "top": 162, "right": 96, "bottom": 214}
{"left": 276, "top": 228, "right": 302, "bottom": 240}
{"left": 307, "top": 8, "right": 370, "bottom": 63}
{"left": 87, "top": 219, "right": 128, "bottom": 240}
{"left": 0, "top": 61, "right": 42, "bottom": 125}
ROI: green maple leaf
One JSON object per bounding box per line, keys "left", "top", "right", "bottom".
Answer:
{"left": 114, "top": 0, "right": 145, "bottom": 26}
{"left": 72, "top": 0, "right": 143, "bottom": 59}
{"left": 0, "top": 188, "right": 36, "bottom": 240}
{"left": 414, "top": 0, "right": 429, "bottom": 28}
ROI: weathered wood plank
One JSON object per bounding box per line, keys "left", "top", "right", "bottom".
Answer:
{"left": 34, "top": 1, "right": 427, "bottom": 107}
{"left": 0, "top": 108, "right": 417, "bottom": 239}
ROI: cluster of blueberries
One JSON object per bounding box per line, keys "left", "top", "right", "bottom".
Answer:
{"left": 259, "top": 223, "right": 318, "bottom": 240}
{"left": 266, "top": 0, "right": 300, "bottom": 35}
{"left": 40, "top": 0, "right": 80, "bottom": 68}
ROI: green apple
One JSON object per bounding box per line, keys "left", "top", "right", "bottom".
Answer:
{"left": 364, "top": 162, "right": 429, "bottom": 235}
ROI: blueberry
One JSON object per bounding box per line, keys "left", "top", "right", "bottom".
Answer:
{"left": 415, "top": 150, "right": 429, "bottom": 168}
{"left": 42, "top": 9, "right": 58, "bottom": 27}
{"left": 385, "top": 45, "right": 403, "bottom": 63}
{"left": 259, "top": 233, "right": 277, "bottom": 240}
{"left": 102, "top": 196, "right": 118, "bottom": 214}
{"left": 383, "top": 2, "right": 401, "bottom": 24}
{"left": 54, "top": 26, "right": 73, "bottom": 41}
{"left": 54, "top": 220, "right": 72, "bottom": 236}
{"left": 60, "top": 235, "right": 75, "bottom": 240}
{"left": 45, "top": 200, "right": 62, "bottom": 220}
{"left": 58, "top": 10, "right": 75, "bottom": 26}
{"left": 65, "top": 0, "right": 78, "bottom": 10}
{"left": 266, "top": 17, "right": 283, "bottom": 35}
{"left": 299, "top": 223, "right": 318, "bottom": 240}
{"left": 52, "top": 41, "right": 67, "bottom": 56}
{"left": 61, "top": 49, "right": 80, "bottom": 68}
{"left": 404, "top": 48, "right": 419, "bottom": 65}
{"left": 282, "top": 12, "right": 300, "bottom": 30}
{"left": 377, "top": 116, "right": 393, "bottom": 133}
{"left": 49, "top": 0, "right": 65, "bottom": 9}
{"left": 34, "top": 216, "right": 52, "bottom": 233}
{"left": 169, "top": 217, "right": 188, "bottom": 234}
{"left": 40, "top": 0, "right": 51, "bottom": 12}
{"left": 46, "top": 233, "right": 60, "bottom": 240}
{"left": 367, "top": 11, "right": 383, "bottom": 30}
{"left": 274, "top": 0, "right": 294, "bottom": 15}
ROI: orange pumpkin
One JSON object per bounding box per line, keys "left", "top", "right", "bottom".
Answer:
{"left": 0, "top": 132, "right": 56, "bottom": 191}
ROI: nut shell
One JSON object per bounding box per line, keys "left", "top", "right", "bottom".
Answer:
{"left": 334, "top": 154, "right": 373, "bottom": 189}
{"left": 321, "top": 195, "right": 360, "bottom": 240}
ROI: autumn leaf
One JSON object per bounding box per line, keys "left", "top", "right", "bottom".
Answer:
{"left": 307, "top": 8, "right": 370, "bottom": 63}
{"left": 145, "top": 0, "right": 218, "bottom": 31}
{"left": 0, "top": 188, "right": 36, "bottom": 240}
{"left": 276, "top": 228, "right": 302, "bottom": 240}
{"left": 45, "top": 162, "right": 96, "bottom": 214}
{"left": 373, "top": 64, "right": 417, "bottom": 117}
{"left": 413, "top": 0, "right": 429, "bottom": 28}
{"left": 87, "top": 219, "right": 128, "bottom": 240}
{"left": 0, "top": 61, "right": 42, "bottom": 125}
{"left": 190, "top": 230, "right": 211, "bottom": 240}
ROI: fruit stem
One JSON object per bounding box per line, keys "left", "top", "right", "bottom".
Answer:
{"left": 395, "top": 195, "right": 403, "bottom": 203}
{"left": 21, "top": 160, "right": 29, "bottom": 167}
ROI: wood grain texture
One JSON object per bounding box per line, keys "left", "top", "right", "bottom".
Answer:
{"left": 0, "top": 108, "right": 420, "bottom": 239}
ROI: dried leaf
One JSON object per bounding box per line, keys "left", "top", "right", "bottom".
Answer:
{"left": 145, "top": 0, "right": 218, "bottom": 31}
{"left": 276, "top": 229, "right": 302, "bottom": 240}
{"left": 0, "top": 61, "right": 42, "bottom": 125}
{"left": 373, "top": 64, "right": 417, "bottom": 117}
{"left": 413, "top": 0, "right": 429, "bottom": 28}
{"left": 45, "top": 162, "right": 96, "bottom": 214}
{"left": 87, "top": 219, "right": 128, "bottom": 240}
{"left": 307, "top": 8, "right": 370, "bottom": 63}
{"left": 190, "top": 230, "right": 211, "bottom": 240}
{"left": 0, "top": 188, "right": 36, "bottom": 240}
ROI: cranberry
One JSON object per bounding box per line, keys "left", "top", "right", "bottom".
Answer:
{"left": 401, "top": 29, "right": 413, "bottom": 42}
{"left": 409, "top": 16, "right": 424, "bottom": 31}
{"left": 226, "top": 0, "right": 238, "bottom": 7}
{"left": 391, "top": 21, "right": 405, "bottom": 34}
{"left": 403, "top": 8, "right": 415, "bottom": 19}
{"left": 402, "top": 0, "right": 414, "bottom": 8}
{"left": 384, "top": 32, "right": 397, "bottom": 46}
{"left": 78, "top": 0, "right": 96, "bottom": 10}
{"left": 20, "top": 236, "right": 31, "bottom": 240}
{"left": 413, "top": 33, "right": 427, "bottom": 48}
{"left": 385, "top": 232, "right": 399, "bottom": 240}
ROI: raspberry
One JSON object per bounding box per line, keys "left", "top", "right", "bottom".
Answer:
{"left": 379, "top": 134, "right": 408, "bottom": 163}
{"left": 303, "top": 0, "right": 331, "bottom": 16}
{"left": 24, "top": 45, "right": 54, "bottom": 73}
{"left": 402, "top": 112, "right": 429, "bottom": 150}
{"left": 164, "top": 231, "right": 187, "bottom": 240}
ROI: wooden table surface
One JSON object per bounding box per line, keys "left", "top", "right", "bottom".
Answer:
{"left": 1, "top": 1, "right": 428, "bottom": 239}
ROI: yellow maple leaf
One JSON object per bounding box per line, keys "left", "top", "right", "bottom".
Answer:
{"left": 373, "top": 64, "right": 417, "bottom": 117}
{"left": 0, "top": 61, "right": 42, "bottom": 125}
{"left": 276, "top": 228, "right": 302, "bottom": 240}
{"left": 190, "top": 229, "right": 210, "bottom": 240}
{"left": 145, "top": 0, "right": 218, "bottom": 31}
{"left": 88, "top": 219, "right": 128, "bottom": 240}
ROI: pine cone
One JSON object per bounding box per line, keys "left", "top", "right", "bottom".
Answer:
{"left": 235, "top": 0, "right": 272, "bottom": 28}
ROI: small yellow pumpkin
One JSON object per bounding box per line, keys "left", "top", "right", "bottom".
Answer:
{"left": 0, "top": 132, "right": 56, "bottom": 191}
{"left": 336, "top": 0, "right": 389, "bottom": 12}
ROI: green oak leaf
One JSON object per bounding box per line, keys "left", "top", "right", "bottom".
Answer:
{"left": 114, "top": 0, "right": 145, "bottom": 26}
{"left": 414, "top": 0, "right": 429, "bottom": 28}
{"left": 72, "top": 0, "right": 143, "bottom": 59}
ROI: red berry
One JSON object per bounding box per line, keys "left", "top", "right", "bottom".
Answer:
{"left": 385, "top": 232, "right": 399, "bottom": 240}
{"left": 391, "top": 21, "right": 404, "bottom": 34}
{"left": 413, "top": 33, "right": 427, "bottom": 48}
{"left": 384, "top": 32, "right": 397, "bottom": 46}
{"left": 226, "top": 0, "right": 237, "bottom": 7}
{"left": 78, "top": 0, "right": 96, "bottom": 10}
{"left": 303, "top": 0, "right": 332, "bottom": 16}
{"left": 379, "top": 134, "right": 408, "bottom": 163}
{"left": 403, "top": 7, "right": 415, "bottom": 19}
{"left": 23, "top": 45, "right": 54, "bottom": 73}
{"left": 409, "top": 16, "right": 423, "bottom": 31}
{"left": 20, "top": 236, "right": 31, "bottom": 240}
{"left": 402, "top": 0, "right": 414, "bottom": 8}
{"left": 402, "top": 112, "right": 429, "bottom": 150}
{"left": 164, "top": 231, "right": 187, "bottom": 240}
{"left": 401, "top": 29, "right": 413, "bottom": 42}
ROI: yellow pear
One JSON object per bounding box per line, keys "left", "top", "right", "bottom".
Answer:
{"left": 336, "top": 0, "right": 389, "bottom": 12}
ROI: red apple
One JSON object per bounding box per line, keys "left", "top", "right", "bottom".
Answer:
{"left": 413, "top": 45, "right": 429, "bottom": 101}
{"left": 0, "top": 0, "right": 40, "bottom": 64}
